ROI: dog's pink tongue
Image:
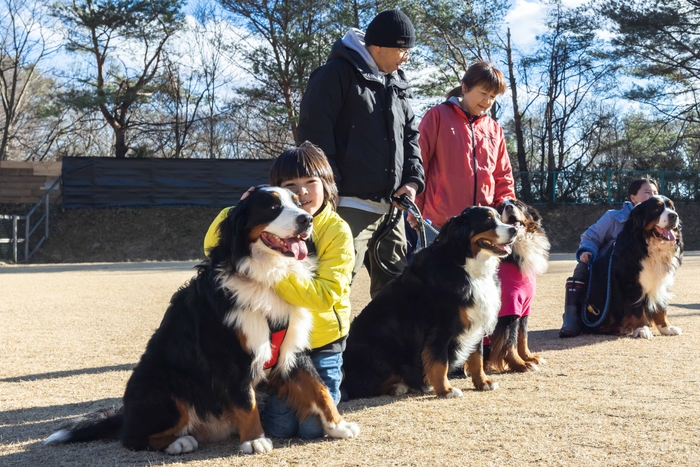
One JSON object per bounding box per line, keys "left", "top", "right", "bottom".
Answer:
{"left": 285, "top": 237, "right": 308, "bottom": 260}
{"left": 656, "top": 226, "right": 676, "bottom": 242}
{"left": 665, "top": 229, "right": 676, "bottom": 242}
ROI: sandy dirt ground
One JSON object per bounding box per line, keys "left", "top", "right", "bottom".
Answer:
{"left": 1, "top": 254, "right": 699, "bottom": 467}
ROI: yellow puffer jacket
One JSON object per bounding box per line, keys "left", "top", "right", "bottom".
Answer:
{"left": 203, "top": 202, "right": 354, "bottom": 349}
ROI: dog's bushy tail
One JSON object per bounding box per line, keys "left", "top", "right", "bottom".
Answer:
{"left": 44, "top": 406, "right": 123, "bottom": 445}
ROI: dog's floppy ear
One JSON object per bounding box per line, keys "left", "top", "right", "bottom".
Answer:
{"left": 434, "top": 208, "right": 475, "bottom": 258}
{"left": 526, "top": 203, "right": 543, "bottom": 226}
{"left": 216, "top": 196, "right": 252, "bottom": 266}
{"left": 435, "top": 212, "right": 466, "bottom": 245}
{"left": 627, "top": 202, "right": 647, "bottom": 231}
{"left": 495, "top": 199, "right": 507, "bottom": 214}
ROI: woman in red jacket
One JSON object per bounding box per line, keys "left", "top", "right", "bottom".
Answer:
{"left": 413, "top": 61, "right": 514, "bottom": 235}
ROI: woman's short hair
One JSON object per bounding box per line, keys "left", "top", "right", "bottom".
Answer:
{"left": 269, "top": 141, "right": 339, "bottom": 209}
{"left": 446, "top": 61, "right": 508, "bottom": 99}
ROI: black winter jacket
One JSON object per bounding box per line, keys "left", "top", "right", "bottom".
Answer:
{"left": 297, "top": 39, "right": 424, "bottom": 202}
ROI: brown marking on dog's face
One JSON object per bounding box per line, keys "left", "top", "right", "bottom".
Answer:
{"left": 421, "top": 346, "right": 452, "bottom": 397}
{"left": 643, "top": 197, "right": 666, "bottom": 232}
{"left": 498, "top": 199, "right": 543, "bottom": 234}
{"left": 272, "top": 370, "right": 343, "bottom": 427}
{"left": 247, "top": 223, "right": 268, "bottom": 243}
{"left": 147, "top": 398, "right": 192, "bottom": 451}
{"left": 471, "top": 227, "right": 505, "bottom": 257}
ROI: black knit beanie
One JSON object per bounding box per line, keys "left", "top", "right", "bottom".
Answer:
{"left": 365, "top": 9, "right": 416, "bottom": 48}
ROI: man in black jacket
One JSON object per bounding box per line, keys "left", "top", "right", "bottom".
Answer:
{"left": 296, "top": 9, "right": 425, "bottom": 298}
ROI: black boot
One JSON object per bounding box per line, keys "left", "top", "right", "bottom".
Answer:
{"left": 559, "top": 278, "right": 584, "bottom": 338}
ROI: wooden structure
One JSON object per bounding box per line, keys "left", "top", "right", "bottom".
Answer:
{"left": 0, "top": 161, "right": 62, "bottom": 204}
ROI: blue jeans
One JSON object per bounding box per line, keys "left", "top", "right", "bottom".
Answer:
{"left": 261, "top": 351, "right": 343, "bottom": 439}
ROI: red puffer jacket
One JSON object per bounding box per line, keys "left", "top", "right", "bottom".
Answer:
{"left": 416, "top": 98, "right": 515, "bottom": 228}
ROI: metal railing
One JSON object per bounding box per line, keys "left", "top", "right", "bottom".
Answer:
{"left": 514, "top": 170, "right": 700, "bottom": 204}
{"left": 0, "top": 177, "right": 61, "bottom": 263}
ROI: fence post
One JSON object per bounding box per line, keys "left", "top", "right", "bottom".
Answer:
{"left": 661, "top": 171, "right": 665, "bottom": 196}
{"left": 25, "top": 212, "right": 30, "bottom": 262}
{"left": 45, "top": 195, "right": 49, "bottom": 239}
{"left": 12, "top": 215, "right": 18, "bottom": 264}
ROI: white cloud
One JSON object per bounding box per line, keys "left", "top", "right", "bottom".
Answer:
{"left": 504, "top": 0, "right": 588, "bottom": 52}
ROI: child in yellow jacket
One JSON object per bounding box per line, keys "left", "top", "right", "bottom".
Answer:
{"left": 203, "top": 141, "right": 354, "bottom": 439}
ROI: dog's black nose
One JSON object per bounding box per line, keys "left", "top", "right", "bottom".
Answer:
{"left": 508, "top": 226, "right": 517, "bottom": 236}
{"left": 297, "top": 214, "right": 312, "bottom": 230}
{"left": 667, "top": 211, "right": 678, "bottom": 225}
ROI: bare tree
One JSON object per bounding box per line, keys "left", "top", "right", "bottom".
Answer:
{"left": 408, "top": 0, "right": 510, "bottom": 96}
{"left": 521, "top": 3, "right": 618, "bottom": 199}
{"left": 0, "top": 0, "right": 56, "bottom": 160}
{"left": 53, "top": 0, "right": 186, "bottom": 158}
{"left": 218, "top": 0, "right": 335, "bottom": 144}
{"left": 192, "top": 1, "right": 237, "bottom": 159}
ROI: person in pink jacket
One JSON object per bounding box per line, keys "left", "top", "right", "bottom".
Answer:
{"left": 413, "top": 61, "right": 515, "bottom": 235}
{"left": 412, "top": 62, "right": 517, "bottom": 372}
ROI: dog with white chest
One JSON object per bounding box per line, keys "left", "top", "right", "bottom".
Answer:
{"left": 583, "top": 195, "right": 683, "bottom": 338}
{"left": 45, "top": 186, "right": 359, "bottom": 455}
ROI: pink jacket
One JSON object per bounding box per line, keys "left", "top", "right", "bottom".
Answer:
{"left": 416, "top": 98, "right": 515, "bottom": 228}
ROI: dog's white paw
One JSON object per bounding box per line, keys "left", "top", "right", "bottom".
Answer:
{"left": 325, "top": 420, "right": 360, "bottom": 439}
{"left": 240, "top": 435, "right": 273, "bottom": 454}
{"left": 658, "top": 325, "right": 682, "bottom": 336}
{"left": 528, "top": 363, "right": 540, "bottom": 372}
{"left": 444, "top": 387, "right": 463, "bottom": 398}
{"left": 481, "top": 381, "right": 498, "bottom": 391}
{"left": 391, "top": 382, "right": 409, "bottom": 396}
{"left": 633, "top": 326, "right": 653, "bottom": 339}
{"left": 538, "top": 357, "right": 547, "bottom": 365}
{"left": 165, "top": 436, "right": 198, "bottom": 455}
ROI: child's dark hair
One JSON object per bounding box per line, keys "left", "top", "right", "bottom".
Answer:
{"left": 269, "top": 141, "right": 339, "bottom": 209}
{"left": 627, "top": 178, "right": 659, "bottom": 199}
{"left": 446, "top": 61, "right": 508, "bottom": 99}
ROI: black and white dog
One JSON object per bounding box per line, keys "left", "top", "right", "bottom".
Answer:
{"left": 342, "top": 207, "right": 517, "bottom": 399}
{"left": 45, "top": 187, "right": 359, "bottom": 455}
{"left": 583, "top": 195, "right": 683, "bottom": 338}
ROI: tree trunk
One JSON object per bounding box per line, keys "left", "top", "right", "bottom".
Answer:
{"left": 283, "top": 82, "right": 297, "bottom": 143}
{"left": 115, "top": 128, "right": 128, "bottom": 158}
{"left": 506, "top": 28, "right": 531, "bottom": 201}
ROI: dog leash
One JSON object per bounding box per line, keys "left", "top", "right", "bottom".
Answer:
{"left": 372, "top": 194, "right": 438, "bottom": 277}
{"left": 581, "top": 243, "right": 615, "bottom": 328}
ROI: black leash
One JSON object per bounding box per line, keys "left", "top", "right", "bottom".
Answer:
{"left": 372, "top": 194, "right": 439, "bottom": 277}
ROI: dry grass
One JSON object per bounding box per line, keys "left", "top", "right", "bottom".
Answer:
{"left": 1, "top": 255, "right": 699, "bottom": 467}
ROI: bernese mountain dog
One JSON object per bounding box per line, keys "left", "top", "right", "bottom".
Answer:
{"left": 45, "top": 187, "right": 359, "bottom": 455}
{"left": 485, "top": 199, "right": 550, "bottom": 373}
{"left": 341, "top": 206, "right": 517, "bottom": 399}
{"left": 582, "top": 195, "right": 683, "bottom": 338}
